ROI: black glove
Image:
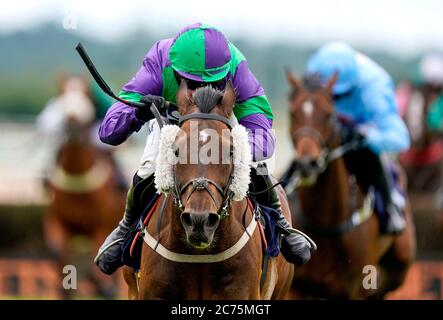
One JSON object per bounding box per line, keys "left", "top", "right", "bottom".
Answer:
{"left": 135, "top": 95, "right": 166, "bottom": 122}
{"left": 165, "top": 103, "right": 180, "bottom": 125}
{"left": 340, "top": 123, "right": 364, "bottom": 143}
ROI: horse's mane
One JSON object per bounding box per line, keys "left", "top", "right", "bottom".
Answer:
{"left": 192, "top": 86, "right": 223, "bottom": 113}
{"left": 302, "top": 73, "right": 324, "bottom": 92}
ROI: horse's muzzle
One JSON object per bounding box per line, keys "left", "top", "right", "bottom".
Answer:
{"left": 295, "top": 156, "right": 322, "bottom": 179}
{"left": 180, "top": 212, "right": 220, "bottom": 249}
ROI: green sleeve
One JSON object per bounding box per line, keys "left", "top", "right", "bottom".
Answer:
{"left": 233, "top": 95, "right": 273, "bottom": 121}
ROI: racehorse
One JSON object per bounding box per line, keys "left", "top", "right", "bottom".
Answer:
{"left": 397, "top": 82, "right": 443, "bottom": 233}
{"left": 123, "top": 82, "right": 293, "bottom": 299}
{"left": 283, "top": 72, "right": 416, "bottom": 299}
{"left": 43, "top": 76, "right": 126, "bottom": 298}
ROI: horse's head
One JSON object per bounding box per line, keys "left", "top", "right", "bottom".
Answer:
{"left": 155, "top": 81, "right": 251, "bottom": 250}
{"left": 56, "top": 76, "right": 95, "bottom": 141}
{"left": 287, "top": 70, "right": 339, "bottom": 181}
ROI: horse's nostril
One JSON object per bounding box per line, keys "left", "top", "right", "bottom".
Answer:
{"left": 180, "top": 212, "right": 192, "bottom": 228}
{"left": 206, "top": 213, "right": 220, "bottom": 228}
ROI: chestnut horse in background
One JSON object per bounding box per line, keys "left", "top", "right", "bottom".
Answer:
{"left": 123, "top": 82, "right": 293, "bottom": 299}
{"left": 284, "top": 72, "right": 416, "bottom": 299}
{"left": 397, "top": 82, "right": 443, "bottom": 233}
{"left": 43, "top": 76, "right": 125, "bottom": 298}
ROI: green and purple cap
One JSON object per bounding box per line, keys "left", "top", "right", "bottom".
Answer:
{"left": 169, "top": 23, "right": 232, "bottom": 82}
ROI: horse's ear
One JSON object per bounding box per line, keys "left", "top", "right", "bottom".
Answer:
{"left": 326, "top": 72, "right": 338, "bottom": 94}
{"left": 286, "top": 68, "right": 301, "bottom": 91}
{"left": 221, "top": 80, "right": 236, "bottom": 117}
{"left": 176, "top": 79, "right": 192, "bottom": 115}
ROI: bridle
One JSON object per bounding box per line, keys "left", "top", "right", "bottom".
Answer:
{"left": 171, "top": 112, "right": 237, "bottom": 220}
{"left": 289, "top": 94, "right": 361, "bottom": 185}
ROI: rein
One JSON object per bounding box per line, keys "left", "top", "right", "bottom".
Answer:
{"left": 291, "top": 123, "right": 361, "bottom": 184}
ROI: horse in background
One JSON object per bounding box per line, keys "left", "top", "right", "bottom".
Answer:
{"left": 42, "top": 75, "right": 126, "bottom": 298}
{"left": 397, "top": 81, "right": 443, "bottom": 233}
{"left": 123, "top": 82, "right": 293, "bottom": 299}
{"left": 283, "top": 72, "right": 415, "bottom": 299}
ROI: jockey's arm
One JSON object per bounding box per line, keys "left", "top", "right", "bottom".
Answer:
{"left": 357, "top": 81, "right": 411, "bottom": 154}
{"left": 237, "top": 104, "right": 275, "bottom": 162}
{"left": 230, "top": 44, "right": 275, "bottom": 161}
{"left": 99, "top": 41, "right": 164, "bottom": 146}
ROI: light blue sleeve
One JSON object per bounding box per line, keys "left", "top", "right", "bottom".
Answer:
{"left": 357, "top": 81, "right": 410, "bottom": 154}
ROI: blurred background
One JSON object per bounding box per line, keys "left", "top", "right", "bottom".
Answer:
{"left": 1, "top": 0, "right": 443, "bottom": 299}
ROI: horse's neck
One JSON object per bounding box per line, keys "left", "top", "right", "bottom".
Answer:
{"left": 57, "top": 142, "right": 96, "bottom": 174}
{"left": 297, "top": 158, "right": 353, "bottom": 226}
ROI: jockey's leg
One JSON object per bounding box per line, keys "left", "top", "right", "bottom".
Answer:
{"left": 94, "top": 119, "right": 161, "bottom": 275}
{"left": 251, "top": 163, "right": 311, "bottom": 266}
{"left": 343, "top": 147, "right": 405, "bottom": 235}
{"left": 94, "top": 173, "right": 146, "bottom": 275}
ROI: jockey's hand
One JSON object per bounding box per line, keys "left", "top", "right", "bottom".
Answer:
{"left": 352, "top": 130, "right": 366, "bottom": 145}
{"left": 136, "top": 95, "right": 167, "bottom": 121}
{"left": 340, "top": 124, "right": 366, "bottom": 148}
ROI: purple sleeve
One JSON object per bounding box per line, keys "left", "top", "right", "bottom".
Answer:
{"left": 99, "top": 102, "right": 145, "bottom": 146}
{"left": 122, "top": 39, "right": 171, "bottom": 95}
{"left": 233, "top": 60, "right": 265, "bottom": 102}
{"left": 239, "top": 114, "right": 275, "bottom": 161}
{"left": 99, "top": 40, "right": 171, "bottom": 145}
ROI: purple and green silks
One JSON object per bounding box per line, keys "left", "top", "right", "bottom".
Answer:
{"left": 99, "top": 23, "right": 275, "bottom": 161}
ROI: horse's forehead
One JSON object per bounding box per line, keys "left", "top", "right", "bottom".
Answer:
{"left": 302, "top": 100, "right": 314, "bottom": 118}
{"left": 292, "top": 92, "right": 333, "bottom": 121}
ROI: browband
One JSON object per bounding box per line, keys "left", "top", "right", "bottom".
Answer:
{"left": 179, "top": 113, "right": 232, "bottom": 129}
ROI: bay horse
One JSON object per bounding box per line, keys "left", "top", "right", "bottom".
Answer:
{"left": 123, "top": 82, "right": 293, "bottom": 299}
{"left": 43, "top": 76, "right": 126, "bottom": 298}
{"left": 397, "top": 82, "right": 443, "bottom": 233}
{"left": 284, "top": 72, "right": 416, "bottom": 299}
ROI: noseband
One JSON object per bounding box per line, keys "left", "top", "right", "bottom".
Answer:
{"left": 291, "top": 121, "right": 339, "bottom": 175}
{"left": 173, "top": 113, "right": 235, "bottom": 219}
{"left": 291, "top": 114, "right": 361, "bottom": 178}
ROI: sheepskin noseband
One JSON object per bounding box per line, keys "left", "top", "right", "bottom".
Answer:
{"left": 154, "top": 124, "right": 252, "bottom": 201}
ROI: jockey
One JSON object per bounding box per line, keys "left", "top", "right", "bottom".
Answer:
{"left": 94, "top": 23, "right": 312, "bottom": 275}
{"left": 306, "top": 41, "right": 410, "bottom": 235}
{"left": 419, "top": 53, "right": 443, "bottom": 90}
{"left": 419, "top": 53, "right": 443, "bottom": 131}
{"left": 37, "top": 78, "right": 128, "bottom": 190}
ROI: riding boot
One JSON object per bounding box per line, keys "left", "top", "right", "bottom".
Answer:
{"left": 379, "top": 165, "right": 406, "bottom": 235}
{"left": 94, "top": 173, "right": 146, "bottom": 275}
{"left": 252, "top": 164, "right": 312, "bottom": 266}
{"left": 343, "top": 147, "right": 406, "bottom": 235}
